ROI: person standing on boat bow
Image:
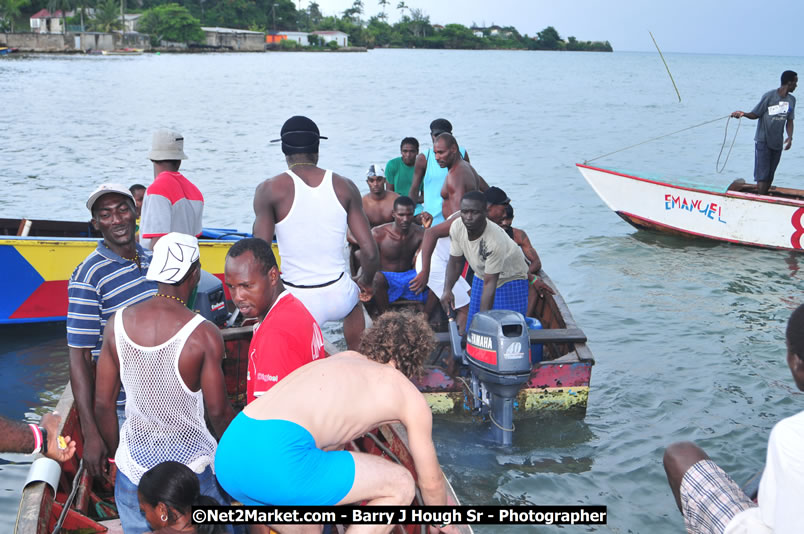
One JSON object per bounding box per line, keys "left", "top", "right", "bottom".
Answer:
{"left": 67, "top": 183, "right": 157, "bottom": 479}
{"left": 253, "top": 116, "right": 379, "bottom": 350}
{"left": 95, "top": 232, "right": 235, "bottom": 534}
{"left": 731, "top": 70, "right": 796, "bottom": 196}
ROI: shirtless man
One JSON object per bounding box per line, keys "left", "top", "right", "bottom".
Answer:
{"left": 434, "top": 133, "right": 484, "bottom": 221}
{"left": 368, "top": 196, "right": 425, "bottom": 315}
{"left": 215, "top": 312, "right": 458, "bottom": 534}
{"left": 407, "top": 119, "right": 471, "bottom": 226}
{"left": 253, "top": 116, "right": 379, "bottom": 350}
{"left": 362, "top": 164, "right": 399, "bottom": 227}
{"left": 485, "top": 192, "right": 552, "bottom": 315}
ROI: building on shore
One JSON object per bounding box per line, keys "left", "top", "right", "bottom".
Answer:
{"left": 311, "top": 30, "right": 348, "bottom": 47}
{"left": 266, "top": 31, "right": 311, "bottom": 46}
{"left": 30, "top": 9, "right": 66, "bottom": 34}
{"left": 201, "top": 27, "right": 265, "bottom": 51}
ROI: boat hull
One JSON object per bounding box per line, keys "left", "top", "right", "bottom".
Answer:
{"left": 17, "top": 328, "right": 471, "bottom": 534}
{"left": 0, "top": 233, "right": 277, "bottom": 324}
{"left": 577, "top": 164, "right": 804, "bottom": 251}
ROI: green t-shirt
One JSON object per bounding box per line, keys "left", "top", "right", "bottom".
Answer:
{"left": 385, "top": 156, "right": 418, "bottom": 196}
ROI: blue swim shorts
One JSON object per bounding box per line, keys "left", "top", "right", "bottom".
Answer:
{"left": 214, "top": 413, "right": 355, "bottom": 506}
{"left": 381, "top": 268, "right": 427, "bottom": 303}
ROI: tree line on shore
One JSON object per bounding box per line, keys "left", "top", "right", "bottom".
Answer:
{"left": 1, "top": 0, "right": 613, "bottom": 52}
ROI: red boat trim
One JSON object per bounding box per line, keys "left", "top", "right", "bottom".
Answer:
{"left": 618, "top": 210, "right": 793, "bottom": 251}
{"left": 577, "top": 164, "right": 804, "bottom": 208}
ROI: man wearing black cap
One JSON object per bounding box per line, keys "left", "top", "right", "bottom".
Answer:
{"left": 408, "top": 119, "right": 471, "bottom": 226}
{"left": 254, "top": 116, "right": 379, "bottom": 350}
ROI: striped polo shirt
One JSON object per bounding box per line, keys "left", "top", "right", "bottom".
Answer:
{"left": 139, "top": 171, "right": 204, "bottom": 249}
{"left": 67, "top": 241, "right": 157, "bottom": 359}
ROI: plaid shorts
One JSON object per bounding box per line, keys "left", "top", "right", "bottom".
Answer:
{"left": 680, "top": 459, "right": 756, "bottom": 534}
{"left": 467, "top": 277, "right": 528, "bottom": 328}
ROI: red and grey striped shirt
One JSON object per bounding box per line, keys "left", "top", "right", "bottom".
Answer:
{"left": 140, "top": 171, "right": 203, "bottom": 249}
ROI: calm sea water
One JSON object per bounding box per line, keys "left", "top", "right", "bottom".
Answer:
{"left": 2, "top": 49, "right": 803, "bottom": 533}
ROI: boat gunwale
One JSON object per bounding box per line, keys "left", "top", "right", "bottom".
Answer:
{"left": 577, "top": 163, "right": 804, "bottom": 208}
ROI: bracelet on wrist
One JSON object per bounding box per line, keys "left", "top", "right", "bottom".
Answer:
{"left": 28, "top": 424, "right": 43, "bottom": 455}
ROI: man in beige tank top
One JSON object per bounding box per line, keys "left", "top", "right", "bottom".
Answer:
{"left": 254, "top": 116, "right": 379, "bottom": 350}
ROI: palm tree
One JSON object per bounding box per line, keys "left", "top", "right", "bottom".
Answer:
{"left": 396, "top": 1, "right": 406, "bottom": 16}
{"left": 377, "top": 0, "right": 388, "bottom": 21}
{"left": 91, "top": 0, "right": 121, "bottom": 32}
{"left": 48, "top": 0, "right": 73, "bottom": 33}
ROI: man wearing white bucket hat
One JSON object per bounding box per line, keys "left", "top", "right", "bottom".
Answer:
{"left": 140, "top": 129, "right": 204, "bottom": 250}
{"left": 95, "top": 232, "right": 235, "bottom": 534}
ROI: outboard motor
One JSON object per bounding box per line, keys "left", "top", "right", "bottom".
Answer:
{"left": 192, "top": 270, "right": 228, "bottom": 327}
{"left": 458, "top": 310, "right": 532, "bottom": 446}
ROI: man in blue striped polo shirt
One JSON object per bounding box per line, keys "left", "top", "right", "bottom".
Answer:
{"left": 67, "top": 183, "right": 157, "bottom": 477}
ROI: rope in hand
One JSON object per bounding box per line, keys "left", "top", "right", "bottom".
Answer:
{"left": 715, "top": 115, "right": 741, "bottom": 174}
{"left": 583, "top": 115, "right": 731, "bottom": 165}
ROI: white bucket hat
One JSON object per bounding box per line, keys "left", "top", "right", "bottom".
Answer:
{"left": 146, "top": 232, "right": 200, "bottom": 284}
{"left": 148, "top": 129, "right": 188, "bottom": 161}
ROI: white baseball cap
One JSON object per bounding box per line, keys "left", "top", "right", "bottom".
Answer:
{"left": 86, "top": 183, "right": 135, "bottom": 212}
{"left": 146, "top": 232, "right": 200, "bottom": 284}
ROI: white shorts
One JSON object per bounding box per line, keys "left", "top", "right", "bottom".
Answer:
{"left": 416, "top": 236, "right": 471, "bottom": 309}
{"left": 285, "top": 273, "right": 360, "bottom": 326}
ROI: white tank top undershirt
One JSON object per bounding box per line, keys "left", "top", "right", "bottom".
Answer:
{"left": 113, "top": 309, "right": 218, "bottom": 484}
{"left": 274, "top": 169, "right": 348, "bottom": 286}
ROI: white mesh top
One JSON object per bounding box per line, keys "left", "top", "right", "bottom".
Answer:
{"left": 113, "top": 309, "right": 218, "bottom": 484}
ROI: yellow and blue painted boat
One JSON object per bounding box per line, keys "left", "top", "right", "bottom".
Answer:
{"left": 0, "top": 218, "right": 265, "bottom": 325}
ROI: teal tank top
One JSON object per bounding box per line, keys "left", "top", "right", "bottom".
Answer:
{"left": 423, "top": 145, "right": 466, "bottom": 225}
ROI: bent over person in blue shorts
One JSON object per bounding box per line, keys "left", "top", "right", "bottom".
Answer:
{"left": 214, "top": 312, "right": 460, "bottom": 534}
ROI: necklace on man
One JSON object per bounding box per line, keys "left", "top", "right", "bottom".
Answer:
{"left": 121, "top": 251, "right": 141, "bottom": 271}
{"left": 289, "top": 162, "right": 316, "bottom": 169}
{"left": 154, "top": 293, "right": 186, "bottom": 306}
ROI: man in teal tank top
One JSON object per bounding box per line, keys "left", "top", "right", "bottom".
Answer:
{"left": 408, "top": 119, "right": 470, "bottom": 226}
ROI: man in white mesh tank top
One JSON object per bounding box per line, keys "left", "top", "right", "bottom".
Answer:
{"left": 254, "top": 115, "right": 379, "bottom": 350}
{"left": 94, "top": 232, "right": 236, "bottom": 534}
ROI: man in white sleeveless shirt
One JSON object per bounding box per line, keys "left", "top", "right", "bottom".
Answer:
{"left": 254, "top": 116, "right": 379, "bottom": 350}
{"left": 94, "top": 232, "right": 236, "bottom": 534}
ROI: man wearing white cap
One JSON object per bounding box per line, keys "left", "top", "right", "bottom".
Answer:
{"left": 95, "top": 232, "right": 235, "bottom": 534}
{"left": 67, "top": 183, "right": 157, "bottom": 479}
{"left": 361, "top": 163, "right": 399, "bottom": 228}
{"left": 140, "top": 129, "right": 204, "bottom": 250}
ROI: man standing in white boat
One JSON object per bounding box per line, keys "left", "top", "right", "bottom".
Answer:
{"left": 253, "top": 115, "right": 379, "bottom": 350}
{"left": 731, "top": 70, "right": 796, "bottom": 196}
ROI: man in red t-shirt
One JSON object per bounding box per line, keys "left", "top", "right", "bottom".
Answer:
{"left": 224, "top": 238, "right": 324, "bottom": 403}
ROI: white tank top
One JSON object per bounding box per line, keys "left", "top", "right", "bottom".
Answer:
{"left": 275, "top": 169, "right": 348, "bottom": 285}
{"left": 113, "top": 309, "right": 218, "bottom": 484}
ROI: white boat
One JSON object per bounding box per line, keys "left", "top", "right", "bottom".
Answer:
{"left": 576, "top": 164, "right": 804, "bottom": 251}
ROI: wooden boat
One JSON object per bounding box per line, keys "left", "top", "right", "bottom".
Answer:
{"left": 414, "top": 270, "right": 594, "bottom": 416}
{"left": 100, "top": 49, "right": 144, "bottom": 56}
{"left": 577, "top": 164, "right": 804, "bottom": 251}
{"left": 0, "top": 218, "right": 265, "bottom": 325}
{"left": 15, "top": 334, "right": 471, "bottom": 534}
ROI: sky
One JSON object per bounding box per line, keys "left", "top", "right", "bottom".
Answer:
{"left": 303, "top": 0, "right": 802, "bottom": 57}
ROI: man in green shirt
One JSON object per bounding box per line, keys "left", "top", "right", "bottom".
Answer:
{"left": 385, "top": 137, "right": 420, "bottom": 202}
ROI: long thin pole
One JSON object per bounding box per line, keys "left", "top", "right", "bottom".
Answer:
{"left": 649, "top": 31, "right": 681, "bottom": 103}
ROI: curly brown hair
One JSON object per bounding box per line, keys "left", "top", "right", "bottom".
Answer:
{"left": 359, "top": 311, "right": 435, "bottom": 379}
